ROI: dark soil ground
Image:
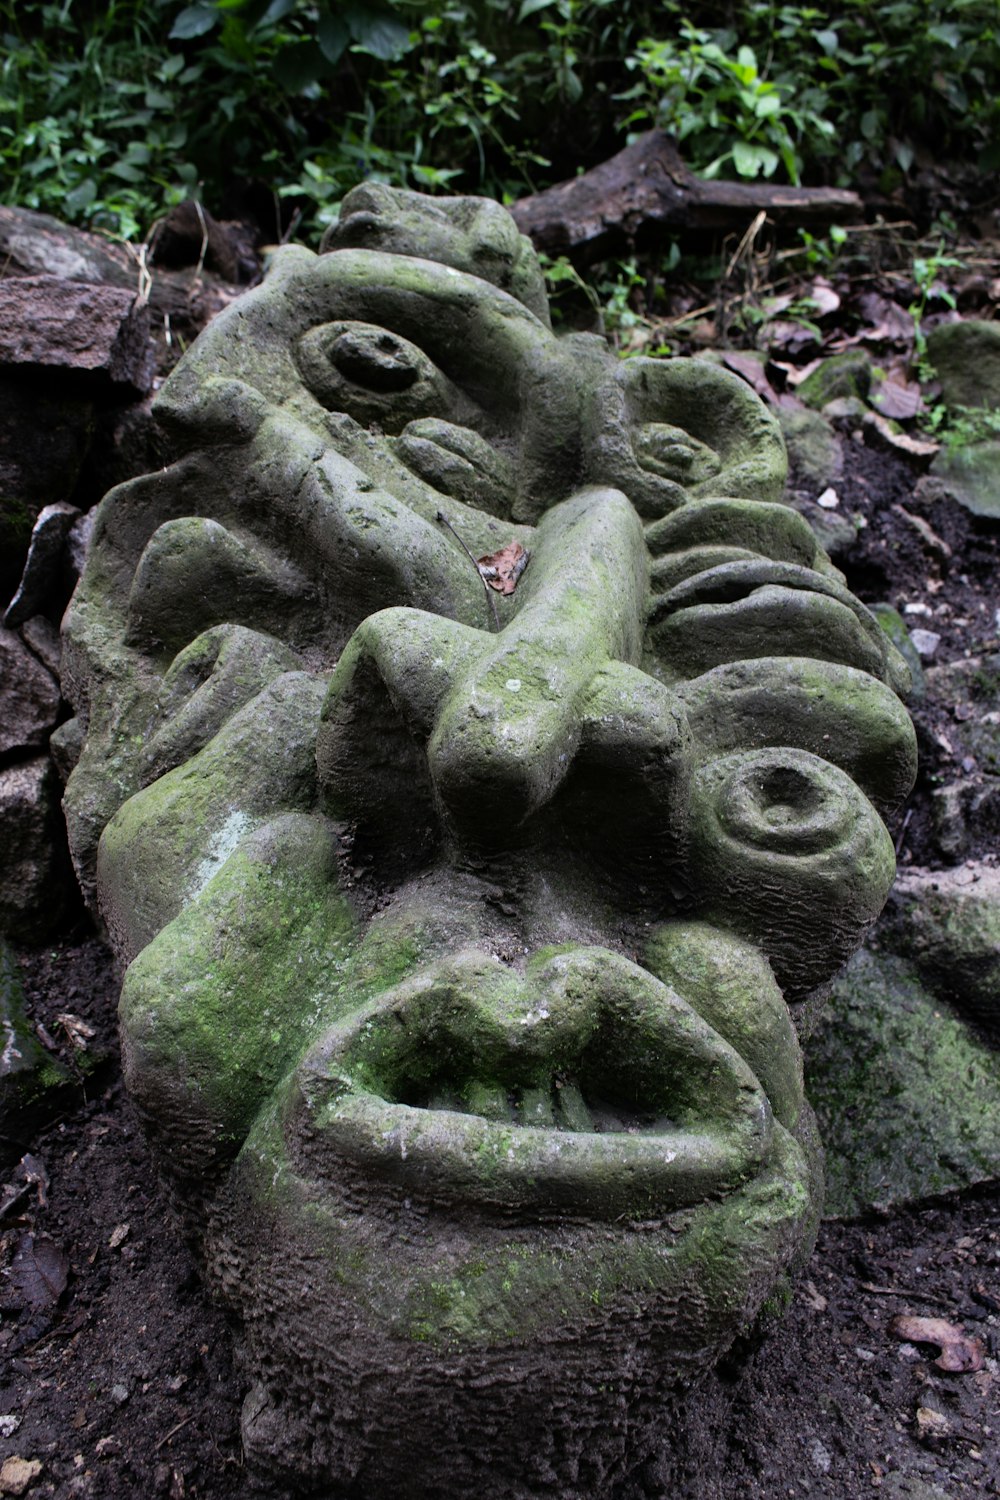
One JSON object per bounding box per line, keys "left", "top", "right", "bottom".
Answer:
{"left": 3, "top": 213, "right": 1000, "bottom": 1499}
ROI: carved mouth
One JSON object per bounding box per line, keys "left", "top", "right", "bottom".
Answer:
{"left": 290, "top": 945, "right": 774, "bottom": 1220}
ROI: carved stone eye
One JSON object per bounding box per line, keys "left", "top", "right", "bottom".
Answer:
{"left": 327, "top": 327, "right": 421, "bottom": 393}
{"left": 294, "top": 320, "right": 460, "bottom": 433}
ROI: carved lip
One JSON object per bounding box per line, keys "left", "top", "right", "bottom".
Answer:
{"left": 291, "top": 946, "right": 774, "bottom": 1219}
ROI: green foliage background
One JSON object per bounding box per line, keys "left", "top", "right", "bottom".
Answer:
{"left": 1, "top": 0, "right": 998, "bottom": 242}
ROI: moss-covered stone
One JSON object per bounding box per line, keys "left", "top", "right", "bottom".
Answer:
{"left": 0, "top": 938, "right": 71, "bottom": 1164}
{"left": 796, "top": 352, "right": 872, "bottom": 410}
{"left": 925, "top": 320, "right": 1000, "bottom": 411}
{"left": 806, "top": 945, "right": 1000, "bottom": 1216}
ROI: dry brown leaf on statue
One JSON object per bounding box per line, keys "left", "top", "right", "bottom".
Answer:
{"left": 889, "top": 1314, "right": 985, "bottom": 1373}
{"left": 477, "top": 542, "right": 529, "bottom": 595}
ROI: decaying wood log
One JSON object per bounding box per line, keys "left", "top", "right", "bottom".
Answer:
{"left": 511, "top": 132, "right": 863, "bottom": 263}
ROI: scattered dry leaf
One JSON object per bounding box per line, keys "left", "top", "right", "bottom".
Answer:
{"left": 890, "top": 1314, "right": 985, "bottom": 1373}
{"left": 0, "top": 1457, "right": 43, "bottom": 1496}
{"left": 476, "top": 541, "right": 529, "bottom": 596}
{"left": 721, "top": 351, "right": 779, "bottom": 403}
{"left": 108, "top": 1223, "right": 130, "bottom": 1250}
{"left": 862, "top": 410, "right": 939, "bottom": 459}
{"left": 914, "top": 1406, "right": 952, "bottom": 1445}
{"left": 871, "top": 372, "right": 924, "bottom": 421}
{"left": 805, "top": 280, "right": 841, "bottom": 318}
{"left": 801, "top": 1279, "right": 828, "bottom": 1312}
{"left": 9, "top": 1233, "right": 68, "bottom": 1310}
{"left": 56, "top": 1013, "right": 95, "bottom": 1051}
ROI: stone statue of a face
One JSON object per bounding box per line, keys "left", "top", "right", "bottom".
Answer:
{"left": 61, "top": 186, "right": 916, "bottom": 1496}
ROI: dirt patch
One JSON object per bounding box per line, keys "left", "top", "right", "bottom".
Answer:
{"left": 0, "top": 936, "right": 997, "bottom": 1500}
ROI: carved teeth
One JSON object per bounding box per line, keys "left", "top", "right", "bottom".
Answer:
{"left": 289, "top": 945, "right": 774, "bottom": 1219}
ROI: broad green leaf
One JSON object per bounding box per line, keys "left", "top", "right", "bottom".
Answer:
{"left": 273, "top": 40, "right": 329, "bottom": 92}
{"left": 518, "top": 0, "right": 557, "bottom": 17}
{"left": 732, "top": 139, "right": 778, "bottom": 177}
{"left": 168, "top": 4, "right": 219, "bottom": 41}
{"left": 928, "top": 23, "right": 962, "bottom": 48}
{"left": 345, "top": 4, "right": 413, "bottom": 61}
{"left": 755, "top": 93, "right": 781, "bottom": 118}
{"left": 813, "top": 29, "right": 839, "bottom": 56}
{"left": 317, "top": 13, "right": 350, "bottom": 65}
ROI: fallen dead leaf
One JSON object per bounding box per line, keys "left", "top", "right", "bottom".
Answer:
{"left": 804, "top": 279, "right": 841, "bottom": 318}
{"left": 801, "top": 1279, "right": 828, "bottom": 1312}
{"left": 914, "top": 1406, "right": 952, "bottom": 1445}
{"left": 871, "top": 371, "right": 924, "bottom": 421}
{"left": 108, "top": 1223, "right": 130, "bottom": 1250}
{"left": 0, "top": 1457, "right": 43, "bottom": 1496}
{"left": 862, "top": 409, "right": 939, "bottom": 459}
{"left": 477, "top": 541, "right": 529, "bottom": 596}
{"left": 9, "top": 1233, "right": 69, "bottom": 1310}
{"left": 56, "top": 1013, "right": 95, "bottom": 1051}
{"left": 720, "top": 351, "right": 780, "bottom": 403}
{"left": 890, "top": 1314, "right": 985, "bottom": 1373}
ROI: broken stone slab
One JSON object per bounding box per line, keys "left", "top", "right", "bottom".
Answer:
{"left": 0, "top": 204, "right": 138, "bottom": 289}
{"left": 0, "top": 938, "right": 71, "bottom": 1165}
{"left": 0, "top": 628, "right": 60, "bottom": 756}
{"left": 0, "top": 276, "right": 153, "bottom": 396}
{"left": 879, "top": 861, "right": 1000, "bottom": 1034}
{"left": 0, "top": 758, "right": 76, "bottom": 943}
{"left": 806, "top": 943, "right": 1000, "bottom": 1216}
{"left": 925, "top": 319, "right": 1000, "bottom": 411}
{"left": 19, "top": 617, "right": 62, "bottom": 680}
{"left": 4, "top": 502, "right": 81, "bottom": 628}
{"left": 923, "top": 440, "right": 1000, "bottom": 520}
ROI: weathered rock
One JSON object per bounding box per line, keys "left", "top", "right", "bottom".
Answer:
{"left": 778, "top": 407, "right": 843, "bottom": 493}
{"left": 797, "top": 351, "right": 872, "bottom": 411}
{"left": 806, "top": 944, "right": 1000, "bottom": 1215}
{"left": 925, "top": 439, "right": 1000, "bottom": 519}
{"left": 0, "top": 628, "right": 60, "bottom": 756}
{"left": 870, "top": 604, "right": 925, "bottom": 701}
{"left": 4, "top": 502, "right": 81, "bottom": 628}
{"left": 880, "top": 862, "right": 1000, "bottom": 1032}
{"left": 0, "top": 939, "right": 70, "bottom": 1166}
{"left": 0, "top": 758, "right": 75, "bottom": 942}
{"left": 19, "top": 617, "right": 61, "bottom": 680}
{"left": 0, "top": 376, "right": 94, "bottom": 607}
{"left": 925, "top": 319, "right": 1000, "bottom": 411}
{"left": 60, "top": 186, "right": 915, "bottom": 1497}
{"left": 924, "top": 653, "right": 1000, "bottom": 774}
{"left": 0, "top": 205, "right": 138, "bottom": 289}
{"left": 0, "top": 276, "right": 153, "bottom": 395}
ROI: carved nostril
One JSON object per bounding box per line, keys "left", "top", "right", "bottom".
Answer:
{"left": 718, "top": 761, "right": 848, "bottom": 855}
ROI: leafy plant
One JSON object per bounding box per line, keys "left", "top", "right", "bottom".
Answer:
{"left": 620, "top": 23, "right": 835, "bottom": 183}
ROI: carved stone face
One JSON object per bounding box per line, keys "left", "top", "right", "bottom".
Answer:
{"left": 62, "top": 186, "right": 916, "bottom": 1495}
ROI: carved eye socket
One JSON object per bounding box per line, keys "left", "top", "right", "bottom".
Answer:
{"left": 327, "top": 327, "right": 421, "bottom": 393}
{"left": 294, "top": 321, "right": 460, "bottom": 433}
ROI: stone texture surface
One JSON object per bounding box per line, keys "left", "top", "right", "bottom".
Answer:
{"left": 880, "top": 861, "right": 1000, "bottom": 1032}
{"left": 0, "top": 757, "right": 74, "bottom": 943}
{"left": 4, "top": 502, "right": 80, "bottom": 628}
{"left": 807, "top": 944, "right": 1000, "bottom": 1216}
{"left": 926, "top": 439, "right": 1000, "bottom": 519}
{"left": 925, "top": 318, "right": 1000, "bottom": 411}
{"left": 0, "top": 276, "right": 153, "bottom": 394}
{"left": 0, "top": 627, "right": 60, "bottom": 756}
{"left": 59, "top": 186, "right": 916, "bottom": 1497}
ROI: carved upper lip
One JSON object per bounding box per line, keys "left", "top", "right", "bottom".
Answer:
{"left": 288, "top": 945, "right": 774, "bottom": 1220}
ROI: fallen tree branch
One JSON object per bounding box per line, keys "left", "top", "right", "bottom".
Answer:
{"left": 511, "top": 132, "right": 863, "bottom": 264}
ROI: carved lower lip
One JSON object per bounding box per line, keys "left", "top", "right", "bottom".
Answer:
{"left": 290, "top": 946, "right": 774, "bottom": 1219}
